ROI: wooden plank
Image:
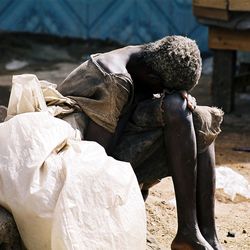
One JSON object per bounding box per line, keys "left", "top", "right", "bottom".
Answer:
{"left": 229, "top": 0, "right": 250, "bottom": 11}
{"left": 212, "top": 50, "right": 236, "bottom": 112}
{"left": 193, "top": 6, "right": 229, "bottom": 21}
{"left": 209, "top": 27, "right": 250, "bottom": 51}
{"left": 193, "top": 0, "right": 228, "bottom": 10}
{"left": 235, "top": 73, "right": 250, "bottom": 89}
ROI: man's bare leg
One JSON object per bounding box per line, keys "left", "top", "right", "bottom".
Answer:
{"left": 163, "top": 93, "right": 212, "bottom": 250}
{"left": 197, "top": 143, "right": 222, "bottom": 250}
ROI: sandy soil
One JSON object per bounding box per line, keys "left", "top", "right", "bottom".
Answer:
{"left": 0, "top": 37, "right": 249, "bottom": 249}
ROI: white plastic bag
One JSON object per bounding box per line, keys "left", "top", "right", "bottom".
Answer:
{"left": 7, "top": 74, "right": 48, "bottom": 118}
{"left": 0, "top": 74, "right": 146, "bottom": 250}
{"left": 216, "top": 166, "right": 250, "bottom": 202}
{"left": 7, "top": 74, "right": 76, "bottom": 120}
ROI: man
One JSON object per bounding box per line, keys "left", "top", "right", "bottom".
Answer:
{"left": 58, "top": 36, "right": 223, "bottom": 249}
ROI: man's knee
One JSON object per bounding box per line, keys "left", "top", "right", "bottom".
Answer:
{"left": 162, "top": 93, "right": 191, "bottom": 124}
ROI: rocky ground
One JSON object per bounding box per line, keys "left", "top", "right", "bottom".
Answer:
{"left": 0, "top": 34, "right": 249, "bottom": 249}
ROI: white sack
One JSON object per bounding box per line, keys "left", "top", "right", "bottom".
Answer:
{"left": 7, "top": 74, "right": 48, "bottom": 117}
{"left": 0, "top": 74, "right": 146, "bottom": 250}
{"left": 7, "top": 74, "right": 76, "bottom": 120}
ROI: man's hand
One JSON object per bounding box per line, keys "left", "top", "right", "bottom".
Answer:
{"left": 180, "top": 91, "right": 197, "bottom": 111}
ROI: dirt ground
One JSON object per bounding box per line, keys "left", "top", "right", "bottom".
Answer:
{"left": 0, "top": 34, "right": 249, "bottom": 249}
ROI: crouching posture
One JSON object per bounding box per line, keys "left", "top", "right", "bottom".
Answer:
{"left": 58, "top": 36, "right": 223, "bottom": 250}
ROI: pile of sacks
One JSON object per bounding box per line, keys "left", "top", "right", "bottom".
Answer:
{"left": 0, "top": 74, "right": 146, "bottom": 250}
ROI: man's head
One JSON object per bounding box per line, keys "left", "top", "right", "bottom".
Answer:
{"left": 141, "top": 36, "right": 202, "bottom": 91}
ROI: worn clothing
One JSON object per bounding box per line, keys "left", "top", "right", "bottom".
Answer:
{"left": 58, "top": 54, "right": 223, "bottom": 183}
{"left": 58, "top": 54, "right": 133, "bottom": 133}
{"left": 112, "top": 100, "right": 223, "bottom": 183}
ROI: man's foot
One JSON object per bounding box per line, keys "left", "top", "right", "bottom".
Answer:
{"left": 205, "top": 239, "right": 223, "bottom": 250}
{"left": 201, "top": 230, "right": 223, "bottom": 250}
{"left": 171, "top": 232, "right": 214, "bottom": 250}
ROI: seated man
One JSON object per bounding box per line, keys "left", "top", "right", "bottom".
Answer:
{"left": 57, "top": 36, "right": 223, "bottom": 250}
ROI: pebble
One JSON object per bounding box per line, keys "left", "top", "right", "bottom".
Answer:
{"left": 227, "top": 231, "right": 235, "bottom": 238}
{"left": 242, "top": 229, "right": 247, "bottom": 234}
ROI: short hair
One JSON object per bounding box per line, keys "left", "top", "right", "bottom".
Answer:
{"left": 141, "top": 36, "right": 202, "bottom": 91}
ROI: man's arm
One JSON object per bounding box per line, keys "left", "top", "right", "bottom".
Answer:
{"left": 85, "top": 119, "right": 114, "bottom": 153}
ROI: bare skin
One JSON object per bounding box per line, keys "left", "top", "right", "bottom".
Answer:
{"left": 72, "top": 46, "right": 222, "bottom": 250}
{"left": 168, "top": 144, "right": 222, "bottom": 250}
{"left": 197, "top": 144, "right": 222, "bottom": 250}
{"left": 163, "top": 94, "right": 221, "bottom": 250}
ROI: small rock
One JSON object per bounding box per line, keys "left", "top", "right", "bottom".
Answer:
{"left": 0, "top": 206, "right": 21, "bottom": 248}
{"left": 147, "top": 236, "right": 157, "bottom": 244}
{"left": 0, "top": 106, "right": 7, "bottom": 123}
{"left": 242, "top": 229, "right": 247, "bottom": 234}
{"left": 147, "top": 234, "right": 161, "bottom": 250}
{"left": 227, "top": 231, "right": 235, "bottom": 238}
{"left": 146, "top": 232, "right": 164, "bottom": 250}
{"left": 224, "top": 240, "right": 227, "bottom": 243}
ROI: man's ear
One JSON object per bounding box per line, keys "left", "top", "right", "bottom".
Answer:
{"left": 146, "top": 73, "right": 164, "bottom": 92}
